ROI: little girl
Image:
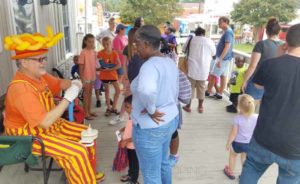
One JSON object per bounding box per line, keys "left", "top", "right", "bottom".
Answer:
{"left": 224, "top": 94, "right": 258, "bottom": 180}
{"left": 78, "top": 34, "right": 98, "bottom": 120}
{"left": 119, "top": 95, "right": 139, "bottom": 184}
{"left": 98, "top": 36, "right": 121, "bottom": 117}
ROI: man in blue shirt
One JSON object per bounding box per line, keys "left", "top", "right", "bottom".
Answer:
{"left": 206, "top": 16, "right": 234, "bottom": 99}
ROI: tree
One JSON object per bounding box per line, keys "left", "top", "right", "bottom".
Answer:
{"left": 231, "top": 0, "right": 298, "bottom": 41}
{"left": 119, "top": 0, "right": 183, "bottom": 25}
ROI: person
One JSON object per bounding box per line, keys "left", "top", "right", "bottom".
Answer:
{"left": 206, "top": 16, "right": 234, "bottom": 100}
{"left": 98, "top": 37, "right": 121, "bottom": 117}
{"left": 119, "top": 95, "right": 140, "bottom": 184}
{"left": 113, "top": 23, "right": 128, "bottom": 78}
{"left": 169, "top": 70, "right": 192, "bottom": 167}
{"left": 3, "top": 28, "right": 104, "bottom": 184}
{"left": 242, "top": 18, "right": 282, "bottom": 104}
{"left": 96, "top": 17, "right": 116, "bottom": 44}
{"left": 181, "top": 27, "right": 216, "bottom": 113}
{"left": 240, "top": 23, "right": 300, "bottom": 184}
{"left": 226, "top": 56, "right": 247, "bottom": 113}
{"left": 223, "top": 94, "right": 257, "bottom": 179}
{"left": 109, "top": 18, "right": 144, "bottom": 125}
{"left": 160, "top": 26, "right": 178, "bottom": 62}
{"left": 131, "top": 25, "right": 179, "bottom": 184}
{"left": 94, "top": 71, "right": 102, "bottom": 108}
{"left": 71, "top": 55, "right": 80, "bottom": 79}
{"left": 78, "top": 34, "right": 98, "bottom": 120}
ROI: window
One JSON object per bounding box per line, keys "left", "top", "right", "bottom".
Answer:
{"left": 62, "top": 4, "right": 71, "bottom": 53}
{"left": 12, "top": 0, "right": 37, "bottom": 34}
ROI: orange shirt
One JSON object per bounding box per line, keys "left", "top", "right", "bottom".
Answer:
{"left": 97, "top": 50, "right": 119, "bottom": 81}
{"left": 78, "top": 48, "right": 97, "bottom": 81}
{"left": 4, "top": 72, "right": 62, "bottom": 129}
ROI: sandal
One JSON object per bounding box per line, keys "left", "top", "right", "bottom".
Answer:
{"left": 105, "top": 109, "right": 111, "bottom": 117}
{"left": 110, "top": 108, "right": 120, "bottom": 115}
{"left": 90, "top": 112, "right": 98, "bottom": 117}
{"left": 182, "top": 106, "right": 191, "bottom": 113}
{"left": 120, "top": 175, "right": 131, "bottom": 182}
{"left": 198, "top": 107, "right": 204, "bottom": 113}
{"left": 85, "top": 116, "right": 94, "bottom": 120}
{"left": 223, "top": 165, "right": 235, "bottom": 180}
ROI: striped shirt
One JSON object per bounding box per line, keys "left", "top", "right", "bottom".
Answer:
{"left": 178, "top": 71, "right": 192, "bottom": 104}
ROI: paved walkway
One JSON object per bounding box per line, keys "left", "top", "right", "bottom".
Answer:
{"left": 0, "top": 96, "right": 277, "bottom": 184}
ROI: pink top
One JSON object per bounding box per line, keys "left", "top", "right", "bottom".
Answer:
{"left": 113, "top": 35, "right": 128, "bottom": 66}
{"left": 123, "top": 119, "right": 134, "bottom": 149}
{"left": 78, "top": 48, "right": 97, "bottom": 81}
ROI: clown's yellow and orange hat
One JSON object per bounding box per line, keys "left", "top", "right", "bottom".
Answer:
{"left": 4, "top": 26, "right": 63, "bottom": 60}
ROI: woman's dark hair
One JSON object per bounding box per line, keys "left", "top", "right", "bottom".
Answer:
{"left": 286, "top": 23, "right": 300, "bottom": 47}
{"left": 134, "top": 17, "right": 143, "bottom": 28}
{"left": 136, "top": 25, "right": 161, "bottom": 50}
{"left": 124, "top": 95, "right": 132, "bottom": 104}
{"left": 167, "top": 26, "right": 176, "bottom": 33}
{"left": 195, "top": 27, "right": 205, "bottom": 36}
{"left": 266, "top": 17, "right": 281, "bottom": 36}
{"left": 82, "top": 34, "right": 94, "bottom": 49}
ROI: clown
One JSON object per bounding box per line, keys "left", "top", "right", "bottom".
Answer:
{"left": 3, "top": 27, "right": 104, "bottom": 184}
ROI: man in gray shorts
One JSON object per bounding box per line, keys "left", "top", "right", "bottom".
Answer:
{"left": 206, "top": 16, "right": 234, "bottom": 99}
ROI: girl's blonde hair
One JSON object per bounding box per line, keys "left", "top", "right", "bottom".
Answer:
{"left": 237, "top": 94, "right": 255, "bottom": 116}
{"left": 101, "top": 36, "right": 112, "bottom": 45}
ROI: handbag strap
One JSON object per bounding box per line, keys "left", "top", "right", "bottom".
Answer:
{"left": 185, "top": 36, "right": 193, "bottom": 58}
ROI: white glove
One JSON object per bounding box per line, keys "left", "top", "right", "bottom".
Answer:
{"left": 64, "top": 84, "right": 80, "bottom": 102}
{"left": 71, "top": 79, "right": 83, "bottom": 90}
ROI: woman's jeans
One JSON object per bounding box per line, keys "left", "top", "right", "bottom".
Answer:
{"left": 240, "top": 139, "right": 300, "bottom": 184}
{"left": 133, "top": 116, "right": 178, "bottom": 184}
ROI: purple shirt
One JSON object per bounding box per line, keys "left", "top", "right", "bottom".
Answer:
{"left": 234, "top": 114, "right": 258, "bottom": 143}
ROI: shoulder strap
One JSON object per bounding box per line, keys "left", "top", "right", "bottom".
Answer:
{"left": 9, "top": 80, "right": 39, "bottom": 92}
{"left": 186, "top": 36, "right": 193, "bottom": 58}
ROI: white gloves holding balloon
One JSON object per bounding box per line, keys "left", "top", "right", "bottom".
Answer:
{"left": 64, "top": 80, "right": 82, "bottom": 102}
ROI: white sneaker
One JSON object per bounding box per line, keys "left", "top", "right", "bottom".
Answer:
{"left": 109, "top": 116, "right": 125, "bottom": 125}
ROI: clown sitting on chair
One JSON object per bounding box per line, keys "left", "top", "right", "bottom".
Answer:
{"left": 3, "top": 26, "right": 104, "bottom": 184}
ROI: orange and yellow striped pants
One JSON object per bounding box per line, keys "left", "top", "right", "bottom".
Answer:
{"left": 5, "top": 118, "right": 96, "bottom": 184}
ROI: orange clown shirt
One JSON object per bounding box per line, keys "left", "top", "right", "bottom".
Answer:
{"left": 4, "top": 71, "right": 62, "bottom": 129}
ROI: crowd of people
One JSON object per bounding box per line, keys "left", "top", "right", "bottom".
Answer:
{"left": 2, "top": 13, "right": 300, "bottom": 184}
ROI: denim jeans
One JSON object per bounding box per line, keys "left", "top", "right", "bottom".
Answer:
{"left": 133, "top": 116, "right": 178, "bottom": 184}
{"left": 240, "top": 139, "right": 300, "bottom": 184}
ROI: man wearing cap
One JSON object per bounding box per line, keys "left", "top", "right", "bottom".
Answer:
{"left": 3, "top": 27, "right": 104, "bottom": 184}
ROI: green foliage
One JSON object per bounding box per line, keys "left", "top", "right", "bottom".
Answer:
{"left": 231, "top": 0, "right": 298, "bottom": 27}
{"left": 119, "top": 0, "right": 183, "bottom": 25}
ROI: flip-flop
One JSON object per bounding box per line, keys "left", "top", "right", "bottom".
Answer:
{"left": 85, "top": 116, "right": 94, "bottom": 120}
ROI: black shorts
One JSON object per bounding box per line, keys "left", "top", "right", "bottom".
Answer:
{"left": 229, "top": 93, "right": 241, "bottom": 104}
{"left": 102, "top": 80, "right": 117, "bottom": 84}
{"left": 172, "top": 130, "right": 178, "bottom": 139}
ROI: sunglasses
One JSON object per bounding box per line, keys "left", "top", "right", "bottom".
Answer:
{"left": 27, "top": 57, "right": 48, "bottom": 63}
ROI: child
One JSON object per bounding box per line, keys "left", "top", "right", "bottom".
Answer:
{"left": 226, "top": 56, "right": 247, "bottom": 113}
{"left": 224, "top": 94, "right": 258, "bottom": 180}
{"left": 119, "top": 95, "right": 139, "bottom": 184}
{"left": 98, "top": 36, "right": 121, "bottom": 117}
{"left": 71, "top": 55, "right": 80, "bottom": 79}
{"left": 78, "top": 34, "right": 98, "bottom": 120}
